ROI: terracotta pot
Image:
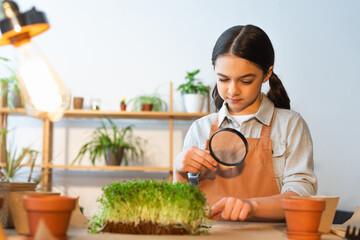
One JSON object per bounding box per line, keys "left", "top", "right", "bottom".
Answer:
{"left": 141, "top": 103, "right": 153, "bottom": 111}
{"left": 105, "top": 147, "right": 124, "bottom": 166}
{"left": 284, "top": 230, "right": 322, "bottom": 240}
{"left": 120, "top": 103, "right": 126, "bottom": 111}
{"left": 291, "top": 196, "right": 339, "bottom": 233}
{"left": 24, "top": 195, "right": 76, "bottom": 238}
{"left": 282, "top": 198, "right": 325, "bottom": 233}
{"left": 9, "top": 191, "right": 60, "bottom": 235}
{"left": 73, "top": 97, "right": 84, "bottom": 109}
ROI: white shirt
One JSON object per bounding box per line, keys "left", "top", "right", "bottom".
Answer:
{"left": 231, "top": 114, "right": 255, "bottom": 127}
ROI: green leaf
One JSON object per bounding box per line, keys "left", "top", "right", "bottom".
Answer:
{"left": 177, "top": 69, "right": 209, "bottom": 96}
{"left": 0, "top": 130, "right": 39, "bottom": 182}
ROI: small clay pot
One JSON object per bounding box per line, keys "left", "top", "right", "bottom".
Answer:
{"left": 24, "top": 195, "right": 76, "bottom": 238}
{"left": 120, "top": 103, "right": 126, "bottom": 111}
{"left": 281, "top": 198, "right": 325, "bottom": 233}
{"left": 73, "top": 97, "right": 84, "bottom": 109}
{"left": 291, "top": 196, "right": 339, "bottom": 233}
{"left": 9, "top": 191, "right": 61, "bottom": 235}
{"left": 141, "top": 103, "right": 153, "bottom": 111}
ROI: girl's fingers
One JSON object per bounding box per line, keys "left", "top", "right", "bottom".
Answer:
{"left": 231, "top": 199, "right": 243, "bottom": 221}
{"left": 210, "top": 212, "right": 222, "bottom": 220}
{"left": 221, "top": 197, "right": 237, "bottom": 219}
{"left": 192, "top": 147, "right": 218, "bottom": 169}
{"left": 239, "top": 201, "right": 253, "bottom": 221}
{"left": 208, "top": 197, "right": 226, "bottom": 219}
{"left": 208, "top": 198, "right": 254, "bottom": 221}
{"left": 183, "top": 166, "right": 200, "bottom": 174}
{"left": 184, "top": 147, "right": 217, "bottom": 172}
{"left": 185, "top": 159, "right": 207, "bottom": 172}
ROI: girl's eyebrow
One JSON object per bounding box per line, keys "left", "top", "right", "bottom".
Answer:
{"left": 216, "top": 73, "right": 257, "bottom": 79}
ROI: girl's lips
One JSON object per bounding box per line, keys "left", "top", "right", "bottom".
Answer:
{"left": 228, "top": 98, "right": 242, "bottom": 103}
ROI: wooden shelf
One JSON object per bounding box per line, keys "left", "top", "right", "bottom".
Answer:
{"left": 0, "top": 83, "right": 211, "bottom": 191}
{"left": 50, "top": 165, "right": 171, "bottom": 171}
{"left": 0, "top": 163, "right": 172, "bottom": 171}
{"left": 0, "top": 108, "right": 208, "bottom": 120}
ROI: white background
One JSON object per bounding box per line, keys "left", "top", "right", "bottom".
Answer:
{"left": 1, "top": 0, "right": 359, "bottom": 216}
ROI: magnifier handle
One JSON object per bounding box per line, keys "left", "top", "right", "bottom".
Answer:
{"left": 187, "top": 172, "right": 199, "bottom": 187}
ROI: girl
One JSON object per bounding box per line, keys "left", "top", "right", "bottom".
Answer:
{"left": 174, "top": 25, "right": 317, "bottom": 221}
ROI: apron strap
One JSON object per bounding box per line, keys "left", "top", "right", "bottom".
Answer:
{"left": 260, "top": 111, "right": 275, "bottom": 139}
{"left": 205, "top": 115, "right": 220, "bottom": 151}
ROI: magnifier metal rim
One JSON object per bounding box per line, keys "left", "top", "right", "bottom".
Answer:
{"left": 209, "top": 127, "right": 248, "bottom": 166}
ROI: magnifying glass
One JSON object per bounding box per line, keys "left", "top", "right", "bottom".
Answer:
{"left": 188, "top": 128, "right": 248, "bottom": 187}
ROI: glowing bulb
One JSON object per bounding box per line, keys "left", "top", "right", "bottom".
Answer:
{"left": 14, "top": 41, "right": 71, "bottom": 121}
{"left": 14, "top": 24, "right": 21, "bottom": 33}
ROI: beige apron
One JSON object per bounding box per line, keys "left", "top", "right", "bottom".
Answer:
{"left": 199, "top": 114, "right": 280, "bottom": 206}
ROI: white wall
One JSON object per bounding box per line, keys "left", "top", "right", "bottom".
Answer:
{"left": 1, "top": 0, "right": 359, "bottom": 215}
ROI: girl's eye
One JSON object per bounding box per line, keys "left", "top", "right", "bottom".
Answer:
{"left": 241, "top": 80, "right": 253, "bottom": 85}
{"left": 242, "top": 81, "right": 252, "bottom": 85}
{"left": 218, "top": 78, "right": 229, "bottom": 82}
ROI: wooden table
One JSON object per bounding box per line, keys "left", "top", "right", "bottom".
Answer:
{"left": 5, "top": 221, "right": 344, "bottom": 240}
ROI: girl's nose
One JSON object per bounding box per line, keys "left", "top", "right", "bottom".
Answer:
{"left": 228, "top": 80, "right": 240, "bottom": 96}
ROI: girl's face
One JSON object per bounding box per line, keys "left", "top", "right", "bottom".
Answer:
{"left": 214, "top": 55, "right": 272, "bottom": 115}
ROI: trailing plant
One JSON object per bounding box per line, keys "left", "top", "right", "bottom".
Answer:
{"left": 129, "top": 93, "right": 167, "bottom": 111}
{"left": 72, "top": 116, "right": 144, "bottom": 166}
{"left": 0, "top": 129, "right": 39, "bottom": 183}
{"left": 88, "top": 179, "right": 210, "bottom": 235}
{"left": 177, "top": 69, "right": 209, "bottom": 96}
{"left": 0, "top": 57, "right": 21, "bottom": 109}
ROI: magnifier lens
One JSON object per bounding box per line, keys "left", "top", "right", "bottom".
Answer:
{"left": 210, "top": 128, "right": 247, "bottom": 166}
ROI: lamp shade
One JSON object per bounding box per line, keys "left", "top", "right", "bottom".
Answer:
{"left": 14, "top": 41, "right": 71, "bottom": 121}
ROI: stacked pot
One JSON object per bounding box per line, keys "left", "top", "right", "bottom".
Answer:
{"left": 281, "top": 198, "right": 326, "bottom": 240}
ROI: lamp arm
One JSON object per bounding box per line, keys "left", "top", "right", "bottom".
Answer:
{"left": 1, "top": 1, "right": 20, "bottom": 19}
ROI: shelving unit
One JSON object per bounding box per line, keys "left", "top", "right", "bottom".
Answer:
{"left": 0, "top": 83, "right": 211, "bottom": 191}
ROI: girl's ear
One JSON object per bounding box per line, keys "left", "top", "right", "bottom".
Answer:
{"left": 263, "top": 66, "right": 274, "bottom": 83}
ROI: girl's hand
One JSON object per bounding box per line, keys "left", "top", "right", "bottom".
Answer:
{"left": 208, "top": 197, "right": 258, "bottom": 221}
{"left": 175, "top": 146, "right": 218, "bottom": 174}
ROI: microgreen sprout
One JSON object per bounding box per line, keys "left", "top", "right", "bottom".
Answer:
{"left": 88, "top": 179, "right": 210, "bottom": 235}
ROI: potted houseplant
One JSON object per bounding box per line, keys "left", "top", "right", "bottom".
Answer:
{"left": 88, "top": 179, "right": 210, "bottom": 235}
{"left": 0, "top": 129, "right": 40, "bottom": 228}
{"left": 177, "top": 69, "right": 209, "bottom": 113}
{"left": 72, "top": 117, "right": 144, "bottom": 166}
{"left": 129, "top": 93, "right": 167, "bottom": 111}
{"left": 0, "top": 57, "right": 23, "bottom": 109}
{"left": 120, "top": 97, "right": 126, "bottom": 111}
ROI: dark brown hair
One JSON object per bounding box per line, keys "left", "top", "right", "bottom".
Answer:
{"left": 211, "top": 25, "right": 290, "bottom": 110}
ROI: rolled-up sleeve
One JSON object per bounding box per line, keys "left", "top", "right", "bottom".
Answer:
{"left": 182, "top": 123, "right": 199, "bottom": 151}
{"left": 281, "top": 113, "right": 317, "bottom": 196}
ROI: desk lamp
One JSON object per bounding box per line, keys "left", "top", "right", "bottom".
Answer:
{"left": 0, "top": 0, "right": 71, "bottom": 121}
